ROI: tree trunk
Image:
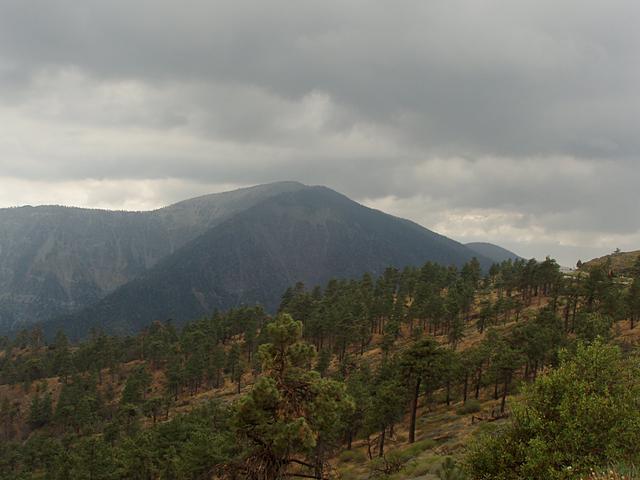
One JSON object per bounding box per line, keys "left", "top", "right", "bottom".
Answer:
{"left": 463, "top": 374, "right": 468, "bottom": 403}
{"left": 379, "top": 429, "right": 386, "bottom": 457}
{"left": 446, "top": 380, "right": 451, "bottom": 406}
{"left": 500, "top": 373, "right": 510, "bottom": 414}
{"left": 408, "top": 378, "right": 421, "bottom": 444}
{"left": 314, "top": 447, "right": 324, "bottom": 480}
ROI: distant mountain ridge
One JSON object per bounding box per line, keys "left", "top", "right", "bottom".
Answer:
{"left": 0, "top": 182, "right": 304, "bottom": 332}
{"left": 465, "top": 242, "right": 523, "bottom": 264}
{"left": 0, "top": 182, "right": 494, "bottom": 337}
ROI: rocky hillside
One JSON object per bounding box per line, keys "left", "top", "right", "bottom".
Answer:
{"left": 580, "top": 250, "right": 640, "bottom": 276}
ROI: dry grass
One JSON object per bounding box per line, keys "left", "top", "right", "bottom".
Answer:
{"left": 581, "top": 469, "right": 639, "bottom": 480}
{"left": 5, "top": 290, "right": 639, "bottom": 479}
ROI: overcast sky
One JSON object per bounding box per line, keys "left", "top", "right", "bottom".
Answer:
{"left": 1, "top": 0, "right": 639, "bottom": 266}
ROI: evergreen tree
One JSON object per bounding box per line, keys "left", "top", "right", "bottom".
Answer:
{"left": 365, "top": 361, "right": 406, "bottom": 458}
{"left": 121, "top": 365, "right": 152, "bottom": 405}
{"left": 628, "top": 276, "right": 640, "bottom": 329}
{"left": 233, "top": 314, "right": 354, "bottom": 479}
{"left": 28, "top": 391, "right": 52, "bottom": 429}
{"left": 399, "top": 337, "right": 441, "bottom": 443}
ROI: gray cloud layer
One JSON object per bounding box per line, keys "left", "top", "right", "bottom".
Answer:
{"left": 0, "top": 0, "right": 639, "bottom": 265}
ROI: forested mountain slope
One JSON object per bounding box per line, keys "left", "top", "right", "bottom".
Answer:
{"left": 46, "top": 186, "right": 492, "bottom": 338}
{"left": 0, "top": 182, "right": 304, "bottom": 331}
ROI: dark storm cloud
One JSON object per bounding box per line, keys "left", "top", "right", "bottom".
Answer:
{"left": 2, "top": 1, "right": 639, "bottom": 156}
{"left": 0, "top": 0, "right": 639, "bottom": 264}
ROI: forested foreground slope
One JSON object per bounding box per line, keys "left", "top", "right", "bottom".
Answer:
{"left": 2, "top": 256, "right": 640, "bottom": 479}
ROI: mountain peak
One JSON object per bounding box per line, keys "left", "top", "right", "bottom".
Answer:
{"left": 158, "top": 180, "right": 308, "bottom": 211}
{"left": 2, "top": 182, "right": 494, "bottom": 337}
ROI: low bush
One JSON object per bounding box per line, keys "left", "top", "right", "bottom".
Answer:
{"left": 338, "top": 449, "right": 367, "bottom": 463}
{"left": 404, "top": 438, "right": 437, "bottom": 457}
{"left": 456, "top": 399, "right": 481, "bottom": 415}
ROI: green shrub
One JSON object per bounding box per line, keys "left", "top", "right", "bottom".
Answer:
{"left": 456, "top": 399, "right": 481, "bottom": 415}
{"left": 404, "top": 438, "right": 437, "bottom": 457}
{"left": 368, "top": 451, "right": 410, "bottom": 479}
{"left": 436, "top": 457, "right": 467, "bottom": 480}
{"left": 465, "top": 342, "right": 640, "bottom": 479}
{"left": 400, "top": 456, "right": 438, "bottom": 478}
{"left": 338, "top": 449, "right": 367, "bottom": 463}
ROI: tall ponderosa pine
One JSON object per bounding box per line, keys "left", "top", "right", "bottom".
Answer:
{"left": 399, "top": 337, "right": 441, "bottom": 444}
{"left": 364, "top": 361, "right": 406, "bottom": 458}
{"left": 627, "top": 257, "right": 640, "bottom": 329}
{"left": 233, "top": 314, "right": 354, "bottom": 480}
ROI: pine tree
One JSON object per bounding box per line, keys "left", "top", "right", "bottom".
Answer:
{"left": 365, "top": 361, "right": 406, "bottom": 457}
{"left": 121, "top": 366, "right": 152, "bottom": 405}
{"left": 628, "top": 276, "right": 640, "bottom": 329}
{"left": 233, "top": 314, "right": 354, "bottom": 479}
{"left": 399, "top": 337, "right": 441, "bottom": 443}
{"left": 28, "top": 391, "right": 52, "bottom": 429}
